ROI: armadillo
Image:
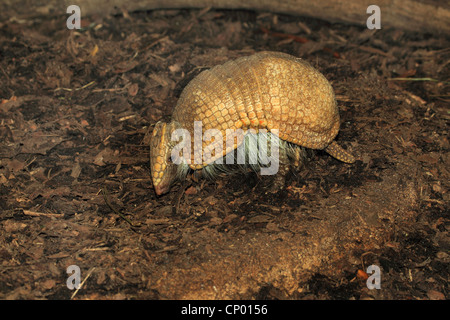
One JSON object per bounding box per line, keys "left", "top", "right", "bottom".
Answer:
{"left": 150, "top": 51, "right": 355, "bottom": 195}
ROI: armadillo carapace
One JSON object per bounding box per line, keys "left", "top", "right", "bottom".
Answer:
{"left": 150, "top": 51, "right": 355, "bottom": 195}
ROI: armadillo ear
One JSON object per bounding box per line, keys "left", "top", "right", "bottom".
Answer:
{"left": 150, "top": 122, "right": 164, "bottom": 151}
{"left": 152, "top": 121, "right": 166, "bottom": 137}
{"left": 167, "top": 121, "right": 186, "bottom": 148}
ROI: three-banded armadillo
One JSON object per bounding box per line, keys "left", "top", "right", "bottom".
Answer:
{"left": 150, "top": 51, "right": 355, "bottom": 195}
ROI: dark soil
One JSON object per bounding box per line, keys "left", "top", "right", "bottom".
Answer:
{"left": 0, "top": 9, "right": 448, "bottom": 300}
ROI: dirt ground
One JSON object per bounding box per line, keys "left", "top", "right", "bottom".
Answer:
{"left": 0, "top": 8, "right": 448, "bottom": 300}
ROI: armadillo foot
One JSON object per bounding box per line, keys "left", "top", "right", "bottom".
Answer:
{"left": 291, "top": 146, "right": 307, "bottom": 167}
{"left": 324, "top": 140, "right": 355, "bottom": 163}
{"left": 265, "top": 146, "right": 291, "bottom": 193}
{"left": 193, "top": 169, "right": 203, "bottom": 182}
{"left": 266, "top": 173, "right": 287, "bottom": 193}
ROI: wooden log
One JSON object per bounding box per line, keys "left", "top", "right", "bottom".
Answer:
{"left": 0, "top": 0, "right": 448, "bottom": 34}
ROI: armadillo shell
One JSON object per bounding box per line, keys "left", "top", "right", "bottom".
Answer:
{"left": 172, "top": 51, "right": 340, "bottom": 169}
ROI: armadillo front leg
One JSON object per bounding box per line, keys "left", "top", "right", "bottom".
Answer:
{"left": 292, "top": 146, "right": 307, "bottom": 168}
{"left": 266, "top": 146, "right": 290, "bottom": 193}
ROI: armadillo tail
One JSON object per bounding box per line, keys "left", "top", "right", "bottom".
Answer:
{"left": 324, "top": 140, "right": 355, "bottom": 164}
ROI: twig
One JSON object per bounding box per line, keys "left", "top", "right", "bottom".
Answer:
{"left": 260, "top": 26, "right": 340, "bottom": 58}
{"left": 22, "top": 210, "right": 62, "bottom": 218}
{"left": 388, "top": 77, "right": 450, "bottom": 84}
{"left": 101, "top": 187, "right": 135, "bottom": 228}
{"left": 260, "top": 26, "right": 308, "bottom": 43}
{"left": 54, "top": 81, "right": 96, "bottom": 92}
{"left": 70, "top": 267, "right": 96, "bottom": 300}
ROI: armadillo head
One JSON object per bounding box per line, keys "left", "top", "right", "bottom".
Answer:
{"left": 149, "top": 120, "right": 183, "bottom": 195}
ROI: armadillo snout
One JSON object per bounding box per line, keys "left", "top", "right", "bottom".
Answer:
{"left": 150, "top": 121, "right": 179, "bottom": 195}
